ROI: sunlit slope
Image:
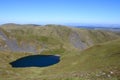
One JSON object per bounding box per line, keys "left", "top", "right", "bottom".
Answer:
{"left": 0, "top": 24, "right": 120, "bottom": 52}
{"left": 0, "top": 39, "right": 120, "bottom": 80}
{"left": 40, "top": 39, "right": 120, "bottom": 79}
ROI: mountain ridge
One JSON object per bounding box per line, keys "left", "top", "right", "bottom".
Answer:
{"left": 0, "top": 24, "right": 120, "bottom": 53}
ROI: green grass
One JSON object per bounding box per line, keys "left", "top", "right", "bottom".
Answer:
{"left": 1, "top": 25, "right": 119, "bottom": 47}
{"left": 0, "top": 25, "right": 120, "bottom": 80}
{"left": 0, "top": 39, "right": 120, "bottom": 80}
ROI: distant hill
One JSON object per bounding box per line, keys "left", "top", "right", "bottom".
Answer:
{"left": 75, "top": 26, "right": 120, "bottom": 32}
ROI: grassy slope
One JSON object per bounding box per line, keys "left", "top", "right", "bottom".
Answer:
{"left": 0, "top": 24, "right": 120, "bottom": 80}
{"left": 0, "top": 39, "right": 120, "bottom": 80}
{"left": 1, "top": 24, "right": 120, "bottom": 52}
{"left": 1, "top": 25, "right": 73, "bottom": 52}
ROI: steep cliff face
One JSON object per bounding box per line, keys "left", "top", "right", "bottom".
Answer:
{"left": 0, "top": 24, "right": 120, "bottom": 53}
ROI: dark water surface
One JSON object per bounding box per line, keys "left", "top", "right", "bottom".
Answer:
{"left": 10, "top": 55, "right": 60, "bottom": 68}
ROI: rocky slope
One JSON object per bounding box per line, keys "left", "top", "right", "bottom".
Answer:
{"left": 0, "top": 23, "right": 120, "bottom": 53}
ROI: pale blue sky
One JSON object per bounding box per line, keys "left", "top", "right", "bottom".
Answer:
{"left": 0, "top": 0, "right": 120, "bottom": 25}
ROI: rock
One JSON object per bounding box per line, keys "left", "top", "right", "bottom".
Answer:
{"left": 107, "top": 74, "right": 111, "bottom": 78}
{"left": 110, "top": 71, "right": 113, "bottom": 74}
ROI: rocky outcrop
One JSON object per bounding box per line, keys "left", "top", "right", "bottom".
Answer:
{"left": 69, "top": 31, "right": 88, "bottom": 50}
{"left": 0, "top": 29, "right": 37, "bottom": 53}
